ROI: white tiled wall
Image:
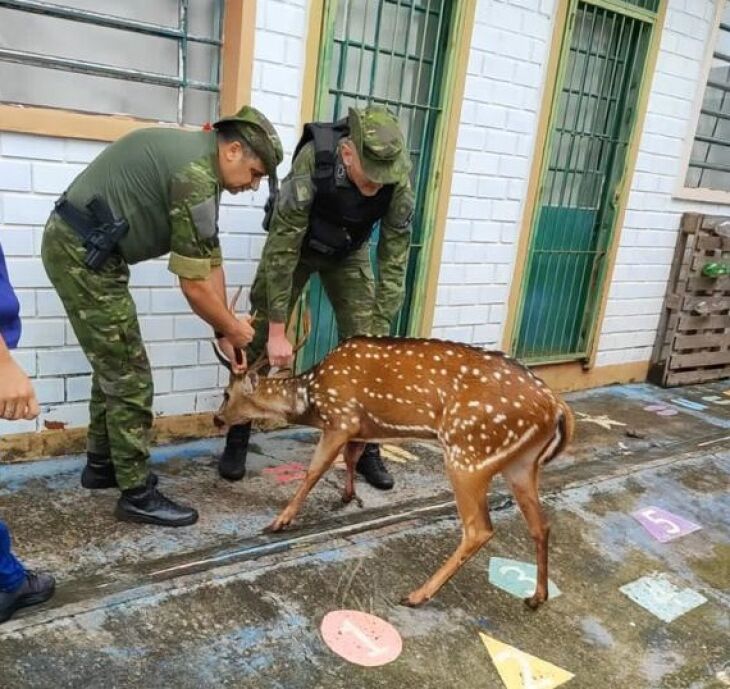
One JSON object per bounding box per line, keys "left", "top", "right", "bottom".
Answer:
{"left": 432, "top": 0, "right": 556, "bottom": 344}
{"left": 0, "top": 0, "right": 309, "bottom": 433}
{"left": 435, "top": 0, "right": 730, "bottom": 372}
{"left": 1, "top": 0, "right": 728, "bottom": 434}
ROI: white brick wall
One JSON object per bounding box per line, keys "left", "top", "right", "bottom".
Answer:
{"left": 0, "top": 0, "right": 308, "bottom": 430}
{"left": 594, "top": 0, "right": 729, "bottom": 367}
{"left": 435, "top": 0, "right": 730, "bottom": 376}
{"left": 1, "top": 0, "right": 727, "bottom": 435}
{"left": 432, "top": 0, "right": 556, "bottom": 344}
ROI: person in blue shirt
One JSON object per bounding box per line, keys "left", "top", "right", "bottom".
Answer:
{"left": 0, "top": 243, "right": 55, "bottom": 624}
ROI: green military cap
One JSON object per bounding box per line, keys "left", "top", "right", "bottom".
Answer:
{"left": 348, "top": 105, "right": 411, "bottom": 185}
{"left": 214, "top": 105, "right": 283, "bottom": 179}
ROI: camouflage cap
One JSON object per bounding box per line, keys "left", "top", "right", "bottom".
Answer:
{"left": 348, "top": 106, "right": 411, "bottom": 185}
{"left": 214, "top": 105, "right": 283, "bottom": 179}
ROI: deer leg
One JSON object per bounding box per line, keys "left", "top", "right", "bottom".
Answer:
{"left": 503, "top": 457, "right": 550, "bottom": 610}
{"left": 342, "top": 442, "right": 365, "bottom": 504}
{"left": 266, "top": 431, "right": 348, "bottom": 532}
{"left": 402, "top": 465, "right": 494, "bottom": 607}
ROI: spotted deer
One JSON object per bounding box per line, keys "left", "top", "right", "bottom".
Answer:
{"left": 213, "top": 336, "right": 574, "bottom": 608}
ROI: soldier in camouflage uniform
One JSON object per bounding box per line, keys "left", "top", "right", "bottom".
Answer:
{"left": 220, "top": 106, "right": 414, "bottom": 490}
{"left": 41, "top": 106, "right": 283, "bottom": 527}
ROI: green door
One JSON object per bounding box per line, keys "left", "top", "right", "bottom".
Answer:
{"left": 298, "top": 0, "right": 455, "bottom": 370}
{"left": 513, "top": 0, "right": 660, "bottom": 363}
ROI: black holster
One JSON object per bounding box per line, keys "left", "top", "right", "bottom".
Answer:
{"left": 54, "top": 192, "right": 129, "bottom": 271}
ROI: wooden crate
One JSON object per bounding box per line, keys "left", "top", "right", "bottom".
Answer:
{"left": 649, "top": 213, "right": 730, "bottom": 387}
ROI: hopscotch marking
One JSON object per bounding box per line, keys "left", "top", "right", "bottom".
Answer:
{"left": 480, "top": 633, "right": 574, "bottom": 689}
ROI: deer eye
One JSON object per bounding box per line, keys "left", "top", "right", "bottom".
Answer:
{"left": 223, "top": 392, "right": 230, "bottom": 402}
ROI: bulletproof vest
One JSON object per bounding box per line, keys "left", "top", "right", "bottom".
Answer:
{"left": 294, "top": 119, "right": 394, "bottom": 257}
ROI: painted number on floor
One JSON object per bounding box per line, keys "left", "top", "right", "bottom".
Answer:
{"left": 480, "top": 633, "right": 574, "bottom": 689}
{"left": 320, "top": 610, "right": 402, "bottom": 667}
{"left": 632, "top": 506, "right": 701, "bottom": 542}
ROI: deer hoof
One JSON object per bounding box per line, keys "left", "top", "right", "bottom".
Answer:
{"left": 399, "top": 594, "right": 429, "bottom": 608}
{"left": 264, "top": 518, "right": 288, "bottom": 533}
{"left": 523, "top": 594, "right": 546, "bottom": 610}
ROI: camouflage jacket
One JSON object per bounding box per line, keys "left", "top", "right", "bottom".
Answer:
{"left": 262, "top": 141, "right": 414, "bottom": 334}
{"left": 65, "top": 128, "right": 222, "bottom": 279}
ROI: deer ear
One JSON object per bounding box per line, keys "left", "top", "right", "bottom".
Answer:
{"left": 243, "top": 372, "right": 259, "bottom": 394}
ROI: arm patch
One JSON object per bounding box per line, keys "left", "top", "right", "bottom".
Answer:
{"left": 189, "top": 196, "right": 218, "bottom": 240}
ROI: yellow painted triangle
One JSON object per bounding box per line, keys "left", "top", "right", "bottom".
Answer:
{"left": 382, "top": 444, "right": 419, "bottom": 461}
{"left": 379, "top": 447, "right": 406, "bottom": 464}
{"left": 479, "top": 633, "right": 574, "bottom": 689}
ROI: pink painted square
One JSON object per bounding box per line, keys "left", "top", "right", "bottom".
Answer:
{"left": 632, "top": 506, "right": 701, "bottom": 543}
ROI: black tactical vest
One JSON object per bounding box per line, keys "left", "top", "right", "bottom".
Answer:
{"left": 293, "top": 119, "right": 394, "bottom": 257}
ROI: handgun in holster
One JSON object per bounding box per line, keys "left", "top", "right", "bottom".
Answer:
{"left": 54, "top": 192, "right": 129, "bottom": 271}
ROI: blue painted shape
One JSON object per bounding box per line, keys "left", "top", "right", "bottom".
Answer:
{"left": 0, "top": 437, "right": 226, "bottom": 491}
{"left": 488, "top": 557, "right": 561, "bottom": 599}
{"left": 670, "top": 397, "right": 707, "bottom": 411}
{"left": 619, "top": 573, "right": 707, "bottom": 623}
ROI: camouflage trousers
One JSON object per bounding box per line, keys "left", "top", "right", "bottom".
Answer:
{"left": 247, "top": 244, "right": 376, "bottom": 363}
{"left": 41, "top": 215, "right": 152, "bottom": 490}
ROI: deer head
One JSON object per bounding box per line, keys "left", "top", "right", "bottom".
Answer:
{"left": 212, "top": 310, "right": 311, "bottom": 428}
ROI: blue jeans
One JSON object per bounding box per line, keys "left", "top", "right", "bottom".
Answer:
{"left": 0, "top": 520, "right": 26, "bottom": 592}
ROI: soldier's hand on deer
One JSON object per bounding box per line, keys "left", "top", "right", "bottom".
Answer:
{"left": 215, "top": 335, "right": 247, "bottom": 374}
{"left": 266, "top": 322, "right": 294, "bottom": 368}
{"left": 213, "top": 335, "right": 574, "bottom": 609}
{"left": 224, "top": 315, "right": 255, "bottom": 351}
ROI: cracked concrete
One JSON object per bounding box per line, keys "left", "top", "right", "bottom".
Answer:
{"left": 0, "top": 380, "right": 729, "bottom": 688}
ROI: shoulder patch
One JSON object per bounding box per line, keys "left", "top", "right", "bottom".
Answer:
{"left": 390, "top": 194, "right": 415, "bottom": 230}
{"left": 295, "top": 179, "right": 313, "bottom": 203}
{"left": 279, "top": 174, "right": 315, "bottom": 211}
{"left": 190, "top": 196, "right": 218, "bottom": 239}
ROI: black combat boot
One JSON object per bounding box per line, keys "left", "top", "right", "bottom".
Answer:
{"left": 81, "top": 452, "right": 157, "bottom": 490}
{"left": 218, "top": 423, "right": 251, "bottom": 481}
{"left": 115, "top": 475, "right": 198, "bottom": 527}
{"left": 81, "top": 451, "right": 117, "bottom": 489}
{"left": 0, "top": 571, "right": 56, "bottom": 624}
{"left": 356, "top": 443, "right": 394, "bottom": 490}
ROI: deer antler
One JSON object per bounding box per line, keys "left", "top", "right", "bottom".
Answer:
{"left": 210, "top": 286, "right": 252, "bottom": 372}
{"left": 246, "top": 309, "right": 311, "bottom": 376}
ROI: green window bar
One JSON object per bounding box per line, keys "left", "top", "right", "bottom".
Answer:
{"left": 686, "top": 12, "right": 730, "bottom": 192}
{"left": 0, "top": 0, "right": 223, "bottom": 124}
{"left": 514, "top": 0, "right": 654, "bottom": 363}
{"left": 300, "top": 0, "right": 454, "bottom": 369}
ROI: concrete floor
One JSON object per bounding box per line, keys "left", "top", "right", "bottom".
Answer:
{"left": 0, "top": 380, "right": 729, "bottom": 688}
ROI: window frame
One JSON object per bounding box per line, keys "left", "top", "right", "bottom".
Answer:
{"left": 0, "top": 0, "right": 256, "bottom": 142}
{"left": 676, "top": 0, "right": 730, "bottom": 204}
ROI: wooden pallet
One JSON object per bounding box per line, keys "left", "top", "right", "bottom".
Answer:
{"left": 649, "top": 213, "right": 730, "bottom": 387}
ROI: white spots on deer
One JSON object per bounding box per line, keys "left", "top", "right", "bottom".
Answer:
{"left": 500, "top": 397, "right": 508, "bottom": 404}
{"left": 513, "top": 401, "right": 521, "bottom": 409}
{"left": 485, "top": 403, "right": 493, "bottom": 413}
{"left": 468, "top": 401, "right": 479, "bottom": 408}
{"left": 493, "top": 371, "right": 502, "bottom": 381}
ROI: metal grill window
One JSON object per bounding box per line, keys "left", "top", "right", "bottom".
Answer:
{"left": 686, "top": 2, "right": 730, "bottom": 192}
{"left": 515, "top": 0, "right": 653, "bottom": 362}
{"left": 0, "top": 0, "right": 224, "bottom": 125}
{"left": 620, "top": 0, "right": 659, "bottom": 11}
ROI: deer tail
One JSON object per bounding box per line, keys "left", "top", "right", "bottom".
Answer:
{"left": 541, "top": 399, "right": 574, "bottom": 466}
